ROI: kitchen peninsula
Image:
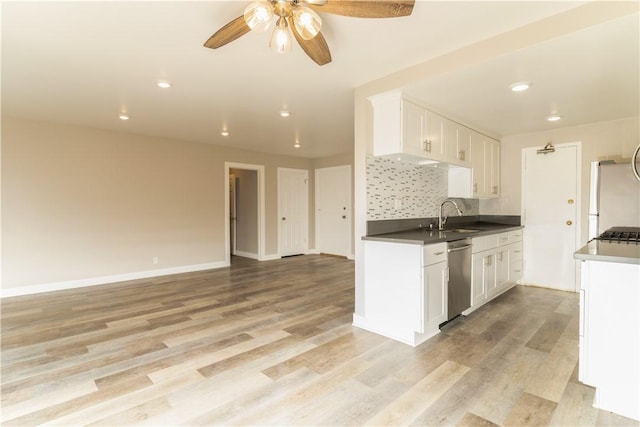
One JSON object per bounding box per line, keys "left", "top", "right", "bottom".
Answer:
{"left": 355, "top": 217, "right": 523, "bottom": 347}
{"left": 574, "top": 239, "right": 640, "bottom": 421}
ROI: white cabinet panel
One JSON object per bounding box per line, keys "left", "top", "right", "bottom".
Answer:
{"left": 424, "top": 261, "right": 448, "bottom": 331}
{"left": 360, "top": 240, "right": 448, "bottom": 346}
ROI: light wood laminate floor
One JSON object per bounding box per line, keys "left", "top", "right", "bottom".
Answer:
{"left": 1, "top": 255, "right": 638, "bottom": 426}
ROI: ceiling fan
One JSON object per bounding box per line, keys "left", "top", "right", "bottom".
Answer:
{"left": 203, "top": 0, "right": 415, "bottom": 66}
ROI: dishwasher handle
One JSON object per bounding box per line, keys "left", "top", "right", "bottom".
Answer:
{"left": 448, "top": 244, "right": 472, "bottom": 253}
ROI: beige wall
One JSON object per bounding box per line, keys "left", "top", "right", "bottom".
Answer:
{"left": 1, "top": 117, "right": 316, "bottom": 292}
{"left": 480, "top": 116, "right": 640, "bottom": 244}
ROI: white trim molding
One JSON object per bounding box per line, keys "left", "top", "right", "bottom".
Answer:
{"left": 0, "top": 261, "right": 227, "bottom": 298}
{"left": 224, "top": 162, "right": 266, "bottom": 264}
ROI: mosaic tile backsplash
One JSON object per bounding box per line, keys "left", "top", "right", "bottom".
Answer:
{"left": 367, "top": 156, "right": 479, "bottom": 220}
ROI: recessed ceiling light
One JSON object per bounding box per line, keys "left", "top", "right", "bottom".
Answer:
{"left": 119, "top": 113, "right": 130, "bottom": 120}
{"left": 510, "top": 82, "right": 531, "bottom": 92}
{"left": 546, "top": 114, "right": 562, "bottom": 122}
{"left": 157, "top": 81, "right": 172, "bottom": 89}
{"left": 279, "top": 110, "right": 291, "bottom": 118}
{"left": 294, "top": 141, "right": 301, "bottom": 148}
{"left": 221, "top": 130, "right": 229, "bottom": 136}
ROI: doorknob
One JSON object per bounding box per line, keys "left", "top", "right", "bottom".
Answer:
{"left": 282, "top": 217, "right": 286, "bottom": 221}
{"left": 342, "top": 215, "right": 346, "bottom": 219}
{"left": 566, "top": 220, "right": 573, "bottom": 226}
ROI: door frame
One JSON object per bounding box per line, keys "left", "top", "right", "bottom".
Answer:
{"left": 521, "top": 141, "right": 582, "bottom": 291}
{"left": 277, "top": 167, "right": 309, "bottom": 257}
{"left": 315, "top": 165, "right": 353, "bottom": 258}
{"left": 224, "top": 162, "right": 265, "bottom": 265}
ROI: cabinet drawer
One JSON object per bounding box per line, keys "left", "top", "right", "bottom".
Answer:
{"left": 508, "top": 242, "right": 523, "bottom": 262}
{"left": 423, "top": 242, "right": 447, "bottom": 266}
{"left": 510, "top": 260, "right": 523, "bottom": 281}
{"left": 472, "top": 235, "right": 498, "bottom": 253}
{"left": 508, "top": 229, "right": 523, "bottom": 242}
{"left": 496, "top": 232, "right": 510, "bottom": 246}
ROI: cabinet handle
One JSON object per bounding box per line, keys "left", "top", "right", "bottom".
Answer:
{"left": 514, "top": 250, "right": 521, "bottom": 253}
{"left": 492, "top": 186, "right": 499, "bottom": 194}
{"left": 473, "top": 183, "right": 478, "bottom": 194}
{"left": 434, "top": 251, "right": 444, "bottom": 255}
{"left": 423, "top": 140, "right": 432, "bottom": 153}
{"left": 458, "top": 150, "right": 465, "bottom": 161}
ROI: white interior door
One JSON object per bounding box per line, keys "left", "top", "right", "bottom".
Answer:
{"left": 278, "top": 168, "right": 308, "bottom": 257}
{"left": 522, "top": 143, "right": 580, "bottom": 292}
{"left": 316, "top": 165, "right": 352, "bottom": 257}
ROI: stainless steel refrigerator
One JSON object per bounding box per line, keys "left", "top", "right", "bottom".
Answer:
{"left": 588, "top": 160, "right": 640, "bottom": 240}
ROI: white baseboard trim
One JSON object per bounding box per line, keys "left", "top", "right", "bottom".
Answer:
{"left": 347, "top": 253, "right": 355, "bottom": 260}
{"left": 233, "top": 250, "right": 258, "bottom": 260}
{"left": 1, "top": 261, "right": 228, "bottom": 298}
{"left": 306, "top": 248, "right": 320, "bottom": 255}
{"left": 259, "top": 253, "right": 281, "bottom": 261}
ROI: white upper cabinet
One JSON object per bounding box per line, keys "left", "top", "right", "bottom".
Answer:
{"left": 464, "top": 131, "right": 500, "bottom": 199}
{"left": 370, "top": 93, "right": 474, "bottom": 167}
{"left": 370, "top": 92, "right": 499, "bottom": 198}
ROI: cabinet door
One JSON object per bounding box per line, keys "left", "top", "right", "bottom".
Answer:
{"left": 471, "top": 252, "right": 488, "bottom": 307}
{"left": 402, "top": 100, "right": 427, "bottom": 158}
{"left": 424, "top": 110, "right": 446, "bottom": 161}
{"left": 424, "top": 262, "right": 448, "bottom": 331}
{"left": 470, "top": 132, "right": 486, "bottom": 197}
{"left": 487, "top": 139, "right": 501, "bottom": 198}
{"left": 484, "top": 253, "right": 496, "bottom": 299}
{"left": 495, "top": 249, "right": 509, "bottom": 294}
{"left": 456, "top": 125, "right": 472, "bottom": 167}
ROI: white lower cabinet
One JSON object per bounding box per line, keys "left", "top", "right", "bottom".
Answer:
{"left": 358, "top": 229, "right": 523, "bottom": 346}
{"left": 423, "top": 253, "right": 448, "bottom": 332}
{"left": 466, "top": 230, "right": 522, "bottom": 314}
{"left": 579, "top": 260, "right": 640, "bottom": 421}
{"left": 358, "top": 240, "right": 448, "bottom": 346}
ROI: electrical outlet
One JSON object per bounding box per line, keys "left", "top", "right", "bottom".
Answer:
{"left": 153, "top": 256, "right": 159, "bottom": 264}
{"left": 394, "top": 199, "right": 402, "bottom": 210}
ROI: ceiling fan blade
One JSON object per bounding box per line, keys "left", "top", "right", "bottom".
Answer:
{"left": 289, "top": 17, "right": 331, "bottom": 66}
{"left": 309, "top": 0, "right": 415, "bottom": 18}
{"left": 203, "top": 16, "right": 250, "bottom": 49}
{"left": 302, "top": 0, "right": 328, "bottom": 5}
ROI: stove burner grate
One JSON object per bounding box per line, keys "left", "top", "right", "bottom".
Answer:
{"left": 595, "top": 229, "right": 640, "bottom": 244}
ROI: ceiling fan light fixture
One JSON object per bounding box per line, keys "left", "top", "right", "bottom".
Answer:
{"left": 547, "top": 114, "right": 562, "bottom": 122}
{"left": 270, "top": 17, "right": 293, "bottom": 54}
{"left": 293, "top": 6, "right": 322, "bottom": 40}
{"left": 244, "top": 1, "right": 274, "bottom": 33}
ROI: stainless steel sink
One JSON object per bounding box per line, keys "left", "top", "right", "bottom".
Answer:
{"left": 445, "top": 228, "right": 480, "bottom": 233}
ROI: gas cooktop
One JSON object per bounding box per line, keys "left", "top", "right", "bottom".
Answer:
{"left": 595, "top": 227, "right": 640, "bottom": 244}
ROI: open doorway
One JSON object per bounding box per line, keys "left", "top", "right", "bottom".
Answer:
{"left": 224, "top": 162, "right": 265, "bottom": 265}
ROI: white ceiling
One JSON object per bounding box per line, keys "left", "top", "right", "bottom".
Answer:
{"left": 2, "top": 1, "right": 638, "bottom": 159}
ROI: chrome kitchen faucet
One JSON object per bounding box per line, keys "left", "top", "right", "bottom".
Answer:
{"left": 439, "top": 199, "right": 463, "bottom": 230}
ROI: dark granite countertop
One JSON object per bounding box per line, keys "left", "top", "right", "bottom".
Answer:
{"left": 574, "top": 240, "right": 640, "bottom": 265}
{"left": 362, "top": 222, "right": 524, "bottom": 245}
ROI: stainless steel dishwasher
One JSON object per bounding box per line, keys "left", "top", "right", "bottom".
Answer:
{"left": 447, "top": 238, "right": 472, "bottom": 321}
